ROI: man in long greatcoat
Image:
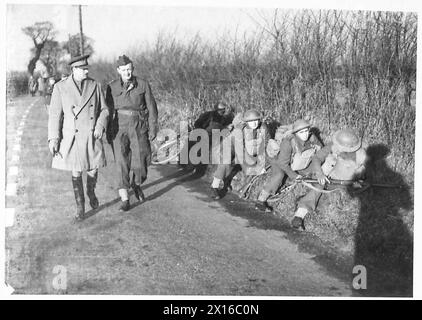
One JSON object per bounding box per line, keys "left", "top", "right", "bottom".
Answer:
{"left": 106, "top": 55, "right": 158, "bottom": 211}
{"left": 48, "top": 54, "right": 109, "bottom": 221}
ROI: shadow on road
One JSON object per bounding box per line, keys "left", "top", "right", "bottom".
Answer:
{"left": 349, "top": 144, "right": 413, "bottom": 297}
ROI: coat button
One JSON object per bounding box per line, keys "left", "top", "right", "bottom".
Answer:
{"left": 75, "top": 129, "right": 78, "bottom": 133}
{"left": 90, "top": 117, "right": 93, "bottom": 120}
{"left": 75, "top": 116, "right": 78, "bottom": 120}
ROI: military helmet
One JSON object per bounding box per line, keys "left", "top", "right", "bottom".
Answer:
{"left": 332, "top": 129, "right": 361, "bottom": 153}
{"left": 292, "top": 119, "right": 311, "bottom": 133}
{"left": 215, "top": 102, "right": 227, "bottom": 111}
{"left": 243, "top": 109, "right": 261, "bottom": 122}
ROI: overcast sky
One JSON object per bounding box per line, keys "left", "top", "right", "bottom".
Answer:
{"left": 6, "top": 3, "right": 269, "bottom": 71}
{"left": 5, "top": 0, "right": 421, "bottom": 72}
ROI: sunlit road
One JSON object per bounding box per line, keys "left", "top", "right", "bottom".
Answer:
{"left": 5, "top": 96, "right": 353, "bottom": 296}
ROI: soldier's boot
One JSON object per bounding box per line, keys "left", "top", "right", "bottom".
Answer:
{"left": 291, "top": 207, "right": 308, "bottom": 230}
{"left": 118, "top": 189, "right": 130, "bottom": 212}
{"left": 223, "top": 178, "right": 232, "bottom": 192}
{"left": 210, "top": 177, "right": 222, "bottom": 200}
{"left": 86, "top": 172, "right": 99, "bottom": 209}
{"left": 132, "top": 182, "right": 145, "bottom": 203}
{"left": 72, "top": 176, "right": 85, "bottom": 221}
{"left": 211, "top": 187, "right": 222, "bottom": 200}
{"left": 255, "top": 190, "right": 273, "bottom": 212}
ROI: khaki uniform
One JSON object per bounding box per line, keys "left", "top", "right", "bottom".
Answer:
{"left": 106, "top": 76, "right": 158, "bottom": 188}
{"left": 48, "top": 76, "right": 109, "bottom": 171}
{"left": 298, "top": 142, "right": 367, "bottom": 212}
{"left": 263, "top": 134, "right": 321, "bottom": 195}
{"left": 213, "top": 122, "right": 269, "bottom": 182}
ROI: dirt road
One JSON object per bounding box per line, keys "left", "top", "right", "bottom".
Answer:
{"left": 5, "top": 96, "right": 356, "bottom": 296}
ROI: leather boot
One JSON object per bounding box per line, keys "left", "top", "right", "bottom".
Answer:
{"left": 211, "top": 187, "right": 221, "bottom": 200}
{"left": 132, "top": 182, "right": 145, "bottom": 202}
{"left": 255, "top": 200, "right": 273, "bottom": 212}
{"left": 86, "top": 172, "right": 99, "bottom": 209}
{"left": 291, "top": 217, "right": 305, "bottom": 230}
{"left": 72, "top": 176, "right": 85, "bottom": 221}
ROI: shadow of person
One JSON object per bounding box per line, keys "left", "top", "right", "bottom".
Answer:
{"left": 349, "top": 144, "right": 413, "bottom": 297}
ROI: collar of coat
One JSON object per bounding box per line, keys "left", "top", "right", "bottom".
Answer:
{"left": 64, "top": 75, "right": 97, "bottom": 116}
{"left": 119, "top": 76, "right": 138, "bottom": 93}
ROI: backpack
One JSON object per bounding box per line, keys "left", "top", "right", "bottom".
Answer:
{"left": 274, "top": 124, "right": 294, "bottom": 143}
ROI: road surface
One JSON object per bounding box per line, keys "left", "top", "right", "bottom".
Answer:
{"left": 5, "top": 96, "right": 355, "bottom": 296}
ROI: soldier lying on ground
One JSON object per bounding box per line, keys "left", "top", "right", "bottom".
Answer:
{"left": 255, "top": 119, "right": 323, "bottom": 212}
{"left": 210, "top": 109, "right": 269, "bottom": 200}
{"left": 291, "top": 128, "right": 367, "bottom": 229}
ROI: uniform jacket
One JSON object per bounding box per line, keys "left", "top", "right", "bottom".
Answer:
{"left": 194, "top": 110, "right": 233, "bottom": 133}
{"left": 213, "top": 122, "right": 269, "bottom": 171}
{"left": 106, "top": 76, "right": 158, "bottom": 140}
{"left": 273, "top": 134, "right": 322, "bottom": 179}
{"left": 48, "top": 76, "right": 109, "bottom": 171}
{"left": 312, "top": 142, "right": 367, "bottom": 180}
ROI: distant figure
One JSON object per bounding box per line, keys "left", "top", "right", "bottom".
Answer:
{"left": 48, "top": 54, "right": 109, "bottom": 221}
{"left": 37, "top": 77, "right": 46, "bottom": 97}
{"left": 44, "top": 76, "right": 58, "bottom": 109}
{"left": 106, "top": 54, "right": 158, "bottom": 212}
{"left": 28, "top": 75, "right": 38, "bottom": 96}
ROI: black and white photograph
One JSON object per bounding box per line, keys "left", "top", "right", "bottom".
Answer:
{"left": 1, "top": 0, "right": 420, "bottom": 300}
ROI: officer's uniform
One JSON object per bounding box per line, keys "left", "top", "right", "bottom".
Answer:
{"left": 49, "top": 71, "right": 108, "bottom": 171}
{"left": 48, "top": 54, "right": 109, "bottom": 220}
{"left": 105, "top": 57, "right": 158, "bottom": 205}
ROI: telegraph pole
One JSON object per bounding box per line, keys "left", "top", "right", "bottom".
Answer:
{"left": 79, "top": 5, "right": 84, "bottom": 55}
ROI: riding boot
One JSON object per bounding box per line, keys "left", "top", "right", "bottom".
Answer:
{"left": 86, "top": 172, "right": 99, "bottom": 209}
{"left": 72, "top": 176, "right": 85, "bottom": 221}
{"left": 131, "top": 182, "right": 145, "bottom": 202}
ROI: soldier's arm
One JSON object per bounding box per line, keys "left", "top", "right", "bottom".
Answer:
{"left": 310, "top": 144, "right": 332, "bottom": 176}
{"left": 194, "top": 112, "right": 211, "bottom": 129}
{"left": 277, "top": 139, "right": 298, "bottom": 179}
{"left": 48, "top": 84, "right": 63, "bottom": 142}
{"left": 95, "top": 83, "right": 109, "bottom": 132}
{"left": 105, "top": 83, "right": 115, "bottom": 115}
{"left": 145, "top": 81, "right": 158, "bottom": 139}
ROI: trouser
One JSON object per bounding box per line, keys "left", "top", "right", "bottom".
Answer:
{"left": 295, "top": 183, "right": 340, "bottom": 218}
{"left": 211, "top": 163, "right": 248, "bottom": 188}
{"left": 72, "top": 169, "right": 97, "bottom": 178}
{"left": 259, "top": 162, "right": 311, "bottom": 201}
{"left": 114, "top": 113, "right": 151, "bottom": 190}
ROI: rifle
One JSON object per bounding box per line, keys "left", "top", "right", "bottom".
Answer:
{"left": 267, "top": 178, "right": 406, "bottom": 203}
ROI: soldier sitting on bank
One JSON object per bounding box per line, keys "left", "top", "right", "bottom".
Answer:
{"left": 291, "top": 128, "right": 367, "bottom": 229}
{"left": 256, "top": 119, "right": 323, "bottom": 212}
{"left": 210, "top": 109, "right": 269, "bottom": 200}
{"left": 194, "top": 101, "right": 234, "bottom": 134}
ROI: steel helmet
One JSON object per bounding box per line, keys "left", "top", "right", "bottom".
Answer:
{"left": 292, "top": 119, "right": 311, "bottom": 133}
{"left": 332, "top": 129, "right": 361, "bottom": 153}
{"left": 243, "top": 109, "right": 261, "bottom": 122}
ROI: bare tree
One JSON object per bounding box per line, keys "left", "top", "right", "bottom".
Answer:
{"left": 22, "top": 21, "right": 56, "bottom": 75}
{"left": 63, "top": 33, "right": 94, "bottom": 57}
